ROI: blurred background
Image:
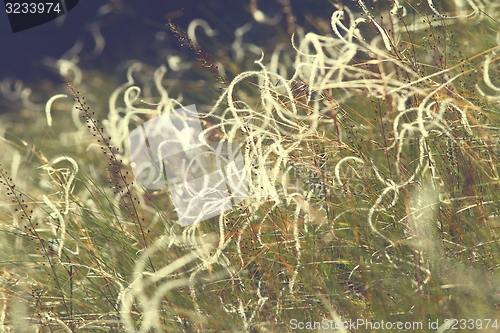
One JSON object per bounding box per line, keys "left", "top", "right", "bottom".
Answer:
{"left": 0, "top": 0, "right": 366, "bottom": 83}
{"left": 0, "top": 0, "right": 341, "bottom": 114}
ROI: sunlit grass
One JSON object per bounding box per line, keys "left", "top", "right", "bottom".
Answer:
{"left": 1, "top": 0, "right": 500, "bottom": 332}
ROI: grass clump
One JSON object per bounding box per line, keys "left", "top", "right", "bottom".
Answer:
{"left": 1, "top": 0, "right": 500, "bottom": 331}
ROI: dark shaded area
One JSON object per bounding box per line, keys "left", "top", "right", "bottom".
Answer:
{"left": 0, "top": 0, "right": 254, "bottom": 83}
{"left": 0, "top": 0, "right": 367, "bottom": 84}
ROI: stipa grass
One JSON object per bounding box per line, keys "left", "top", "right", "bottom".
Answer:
{"left": 1, "top": 0, "right": 500, "bottom": 332}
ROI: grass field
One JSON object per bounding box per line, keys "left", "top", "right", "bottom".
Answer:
{"left": 1, "top": 0, "right": 500, "bottom": 331}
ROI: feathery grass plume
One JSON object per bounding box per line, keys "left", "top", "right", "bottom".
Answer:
{"left": 0, "top": 163, "right": 74, "bottom": 330}
{"left": 167, "top": 20, "right": 214, "bottom": 69}
{"left": 167, "top": 20, "right": 238, "bottom": 106}
{"left": 1, "top": 0, "right": 500, "bottom": 331}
